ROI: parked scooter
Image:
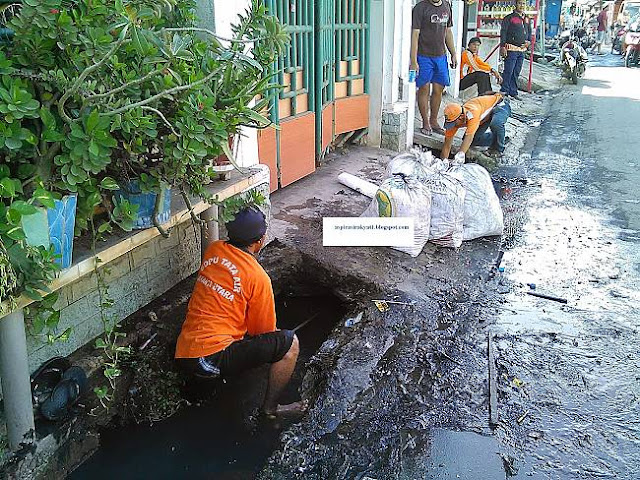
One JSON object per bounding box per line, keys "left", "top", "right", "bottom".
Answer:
{"left": 625, "top": 21, "right": 640, "bottom": 67}
{"left": 612, "top": 23, "right": 627, "bottom": 54}
{"left": 560, "top": 32, "right": 588, "bottom": 84}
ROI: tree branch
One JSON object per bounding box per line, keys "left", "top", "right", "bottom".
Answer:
{"left": 153, "top": 187, "right": 172, "bottom": 238}
{"left": 140, "top": 106, "right": 180, "bottom": 137}
{"left": 58, "top": 24, "right": 130, "bottom": 124}
{"left": 163, "top": 27, "right": 266, "bottom": 44}
{"left": 103, "top": 62, "right": 225, "bottom": 116}
{"left": 180, "top": 188, "right": 202, "bottom": 225}
{"left": 83, "top": 69, "right": 164, "bottom": 105}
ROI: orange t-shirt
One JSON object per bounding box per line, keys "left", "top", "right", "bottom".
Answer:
{"left": 445, "top": 93, "right": 504, "bottom": 139}
{"left": 175, "top": 241, "right": 277, "bottom": 358}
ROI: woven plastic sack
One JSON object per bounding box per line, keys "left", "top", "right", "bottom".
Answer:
{"left": 361, "top": 175, "right": 432, "bottom": 257}
{"left": 386, "top": 149, "right": 437, "bottom": 183}
{"left": 450, "top": 163, "right": 503, "bottom": 240}
{"left": 427, "top": 171, "right": 465, "bottom": 248}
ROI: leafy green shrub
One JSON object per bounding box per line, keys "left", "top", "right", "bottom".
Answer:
{"left": 0, "top": 0, "right": 286, "bottom": 304}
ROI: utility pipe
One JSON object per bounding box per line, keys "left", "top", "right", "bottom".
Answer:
{"left": 0, "top": 309, "right": 35, "bottom": 450}
{"left": 200, "top": 204, "right": 220, "bottom": 259}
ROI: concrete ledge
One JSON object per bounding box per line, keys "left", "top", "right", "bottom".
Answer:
{"left": 0, "top": 166, "right": 270, "bottom": 318}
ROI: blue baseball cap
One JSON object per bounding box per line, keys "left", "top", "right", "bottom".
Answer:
{"left": 226, "top": 207, "right": 267, "bottom": 246}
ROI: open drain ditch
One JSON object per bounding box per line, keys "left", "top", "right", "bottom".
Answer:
{"left": 69, "top": 290, "right": 349, "bottom": 479}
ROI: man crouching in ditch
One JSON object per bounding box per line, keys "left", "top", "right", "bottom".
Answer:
{"left": 175, "top": 206, "right": 304, "bottom": 418}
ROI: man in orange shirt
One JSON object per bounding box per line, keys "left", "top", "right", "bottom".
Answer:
{"left": 440, "top": 92, "right": 511, "bottom": 160}
{"left": 175, "top": 207, "right": 302, "bottom": 417}
{"left": 460, "top": 37, "right": 502, "bottom": 95}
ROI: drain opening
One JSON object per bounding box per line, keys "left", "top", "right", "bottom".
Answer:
{"left": 69, "top": 285, "right": 349, "bottom": 479}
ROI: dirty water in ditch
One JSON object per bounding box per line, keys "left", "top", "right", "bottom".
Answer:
{"left": 479, "top": 107, "right": 640, "bottom": 478}
{"left": 69, "top": 294, "right": 346, "bottom": 479}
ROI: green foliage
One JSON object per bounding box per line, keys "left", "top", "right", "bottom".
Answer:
{"left": 25, "top": 292, "right": 73, "bottom": 344}
{"left": 92, "top": 260, "right": 132, "bottom": 411}
{"left": 0, "top": 165, "right": 59, "bottom": 305}
{"left": 219, "top": 190, "right": 267, "bottom": 224}
{"left": 0, "top": 0, "right": 286, "bottom": 305}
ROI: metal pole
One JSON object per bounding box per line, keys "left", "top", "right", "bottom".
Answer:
{"left": 200, "top": 205, "right": 219, "bottom": 259}
{"left": 540, "top": 0, "right": 547, "bottom": 60}
{"left": 0, "top": 309, "right": 35, "bottom": 450}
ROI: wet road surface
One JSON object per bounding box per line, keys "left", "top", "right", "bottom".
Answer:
{"left": 478, "top": 52, "right": 640, "bottom": 478}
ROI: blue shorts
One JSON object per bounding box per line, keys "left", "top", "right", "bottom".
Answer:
{"left": 417, "top": 55, "right": 450, "bottom": 88}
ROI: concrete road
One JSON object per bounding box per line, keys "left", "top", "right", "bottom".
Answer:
{"left": 478, "top": 53, "right": 640, "bottom": 479}
{"left": 574, "top": 53, "right": 640, "bottom": 235}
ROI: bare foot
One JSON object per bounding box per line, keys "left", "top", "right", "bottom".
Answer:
{"left": 262, "top": 400, "right": 308, "bottom": 419}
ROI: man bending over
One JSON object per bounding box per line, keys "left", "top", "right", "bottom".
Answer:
{"left": 440, "top": 92, "right": 511, "bottom": 160}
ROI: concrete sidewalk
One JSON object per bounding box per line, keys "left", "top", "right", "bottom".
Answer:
{"left": 268, "top": 146, "right": 503, "bottom": 302}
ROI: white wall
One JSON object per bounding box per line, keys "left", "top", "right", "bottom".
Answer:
{"left": 211, "top": 0, "right": 261, "bottom": 168}
{"left": 449, "top": 0, "right": 465, "bottom": 97}
{"left": 368, "top": 0, "right": 387, "bottom": 147}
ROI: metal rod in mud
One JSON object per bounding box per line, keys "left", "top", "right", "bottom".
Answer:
{"left": 526, "top": 291, "right": 568, "bottom": 304}
{"left": 488, "top": 333, "right": 499, "bottom": 427}
{"left": 292, "top": 313, "right": 321, "bottom": 333}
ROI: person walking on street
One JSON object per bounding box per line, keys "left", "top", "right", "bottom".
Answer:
{"left": 175, "top": 207, "right": 305, "bottom": 418}
{"left": 440, "top": 92, "right": 511, "bottom": 160}
{"left": 411, "top": 0, "right": 458, "bottom": 136}
{"left": 562, "top": 5, "right": 577, "bottom": 32}
{"left": 460, "top": 37, "right": 503, "bottom": 96}
{"left": 596, "top": 5, "right": 608, "bottom": 54}
{"left": 499, "top": 0, "right": 531, "bottom": 99}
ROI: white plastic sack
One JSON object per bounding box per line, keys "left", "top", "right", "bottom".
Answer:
{"left": 361, "top": 175, "right": 432, "bottom": 257}
{"left": 386, "top": 149, "right": 438, "bottom": 183}
{"left": 427, "top": 172, "right": 466, "bottom": 248}
{"left": 450, "top": 163, "right": 504, "bottom": 241}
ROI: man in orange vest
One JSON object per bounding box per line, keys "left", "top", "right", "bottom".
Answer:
{"left": 440, "top": 92, "right": 511, "bottom": 160}
{"left": 460, "top": 37, "right": 503, "bottom": 95}
{"left": 175, "top": 207, "right": 303, "bottom": 417}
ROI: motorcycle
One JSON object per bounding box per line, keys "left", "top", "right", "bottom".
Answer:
{"left": 561, "top": 35, "right": 588, "bottom": 84}
{"left": 625, "top": 21, "right": 640, "bottom": 67}
{"left": 612, "top": 24, "right": 627, "bottom": 54}
{"left": 577, "top": 26, "right": 596, "bottom": 51}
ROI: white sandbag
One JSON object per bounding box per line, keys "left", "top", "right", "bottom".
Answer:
{"left": 338, "top": 172, "right": 378, "bottom": 198}
{"left": 450, "top": 163, "right": 504, "bottom": 240}
{"left": 386, "top": 149, "right": 438, "bottom": 183}
{"left": 427, "top": 172, "right": 466, "bottom": 248}
{"left": 361, "top": 175, "right": 432, "bottom": 257}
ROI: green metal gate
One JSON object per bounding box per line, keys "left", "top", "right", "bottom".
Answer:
{"left": 259, "top": 0, "right": 371, "bottom": 190}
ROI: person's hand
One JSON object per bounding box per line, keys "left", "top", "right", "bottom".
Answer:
{"left": 500, "top": 46, "right": 508, "bottom": 58}
{"left": 453, "top": 151, "right": 466, "bottom": 165}
{"left": 524, "top": 40, "right": 531, "bottom": 49}
{"left": 410, "top": 60, "right": 419, "bottom": 73}
{"left": 449, "top": 55, "right": 458, "bottom": 69}
{"left": 494, "top": 71, "right": 503, "bottom": 84}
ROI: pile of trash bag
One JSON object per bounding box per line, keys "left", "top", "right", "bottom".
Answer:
{"left": 361, "top": 149, "right": 503, "bottom": 256}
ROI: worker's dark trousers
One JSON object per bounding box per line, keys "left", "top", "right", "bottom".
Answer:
{"left": 460, "top": 71, "right": 493, "bottom": 96}
{"left": 500, "top": 50, "right": 524, "bottom": 96}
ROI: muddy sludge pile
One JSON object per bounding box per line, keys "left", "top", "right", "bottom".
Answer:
{"left": 257, "top": 286, "right": 495, "bottom": 479}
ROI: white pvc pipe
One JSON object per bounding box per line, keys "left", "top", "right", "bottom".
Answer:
{"left": 338, "top": 173, "right": 379, "bottom": 198}
{"left": 200, "top": 204, "right": 219, "bottom": 259}
{"left": 0, "top": 309, "right": 35, "bottom": 450}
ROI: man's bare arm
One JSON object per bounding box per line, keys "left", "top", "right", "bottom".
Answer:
{"left": 411, "top": 29, "right": 420, "bottom": 71}
{"left": 445, "top": 28, "right": 457, "bottom": 68}
{"left": 459, "top": 133, "right": 474, "bottom": 154}
{"left": 441, "top": 135, "right": 454, "bottom": 159}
